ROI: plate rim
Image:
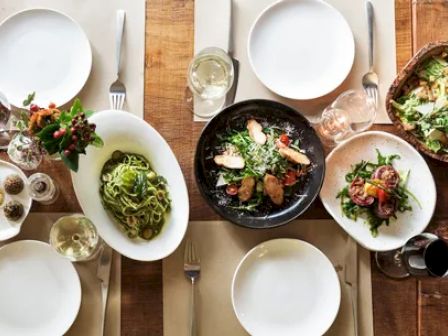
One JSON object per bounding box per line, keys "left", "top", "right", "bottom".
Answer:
{"left": 320, "top": 130, "right": 437, "bottom": 251}
{"left": 0, "top": 7, "right": 93, "bottom": 107}
{"left": 0, "top": 239, "right": 82, "bottom": 335}
{"left": 247, "top": 0, "right": 355, "bottom": 100}
{"left": 231, "top": 238, "right": 341, "bottom": 335}
{"left": 71, "top": 110, "right": 190, "bottom": 261}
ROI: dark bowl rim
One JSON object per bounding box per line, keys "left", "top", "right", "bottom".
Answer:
{"left": 386, "top": 40, "right": 448, "bottom": 162}
{"left": 193, "top": 98, "right": 326, "bottom": 229}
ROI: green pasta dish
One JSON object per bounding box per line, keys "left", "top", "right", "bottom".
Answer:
{"left": 99, "top": 151, "right": 171, "bottom": 240}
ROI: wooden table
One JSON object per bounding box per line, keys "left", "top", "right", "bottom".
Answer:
{"left": 25, "top": 0, "right": 448, "bottom": 335}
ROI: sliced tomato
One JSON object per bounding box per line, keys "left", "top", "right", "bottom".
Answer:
{"left": 226, "top": 184, "right": 238, "bottom": 196}
{"left": 283, "top": 171, "right": 297, "bottom": 186}
{"left": 377, "top": 188, "right": 389, "bottom": 203}
{"left": 279, "top": 134, "right": 290, "bottom": 146}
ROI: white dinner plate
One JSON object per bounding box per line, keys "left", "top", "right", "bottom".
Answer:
{"left": 71, "top": 110, "right": 189, "bottom": 261}
{"left": 248, "top": 0, "right": 354, "bottom": 100}
{"left": 0, "top": 240, "right": 81, "bottom": 336}
{"left": 320, "top": 131, "right": 436, "bottom": 251}
{"left": 232, "top": 239, "right": 340, "bottom": 336}
{"left": 0, "top": 160, "right": 32, "bottom": 241}
{"left": 0, "top": 9, "right": 92, "bottom": 107}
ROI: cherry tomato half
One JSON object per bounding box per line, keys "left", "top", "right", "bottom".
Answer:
{"left": 283, "top": 171, "right": 297, "bottom": 186}
{"left": 279, "top": 134, "right": 290, "bottom": 146}
{"left": 377, "top": 188, "right": 389, "bottom": 203}
{"left": 226, "top": 184, "right": 239, "bottom": 196}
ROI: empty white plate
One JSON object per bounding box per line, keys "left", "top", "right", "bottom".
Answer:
{"left": 232, "top": 239, "right": 340, "bottom": 336}
{"left": 248, "top": 0, "right": 354, "bottom": 100}
{"left": 0, "top": 240, "right": 81, "bottom": 336}
{"left": 0, "top": 9, "right": 92, "bottom": 107}
{"left": 320, "top": 131, "right": 436, "bottom": 251}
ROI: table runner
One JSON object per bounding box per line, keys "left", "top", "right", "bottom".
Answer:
{"left": 194, "top": 0, "right": 396, "bottom": 124}
{"left": 164, "top": 220, "right": 374, "bottom": 336}
{"left": 0, "top": 0, "right": 146, "bottom": 118}
{"left": 0, "top": 213, "right": 120, "bottom": 336}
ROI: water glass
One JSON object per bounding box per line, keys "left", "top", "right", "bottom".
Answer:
{"left": 187, "top": 47, "right": 234, "bottom": 118}
{"left": 49, "top": 215, "right": 102, "bottom": 262}
{"left": 7, "top": 132, "right": 42, "bottom": 170}
{"left": 375, "top": 233, "right": 448, "bottom": 279}
{"left": 314, "top": 90, "right": 376, "bottom": 145}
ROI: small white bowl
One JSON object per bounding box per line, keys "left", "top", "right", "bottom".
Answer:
{"left": 72, "top": 110, "right": 189, "bottom": 261}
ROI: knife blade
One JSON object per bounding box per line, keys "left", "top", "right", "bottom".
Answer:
{"left": 224, "top": 0, "right": 239, "bottom": 107}
{"left": 97, "top": 244, "right": 113, "bottom": 335}
{"left": 344, "top": 236, "right": 359, "bottom": 336}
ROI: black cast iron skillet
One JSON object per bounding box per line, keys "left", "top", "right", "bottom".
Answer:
{"left": 194, "top": 99, "right": 325, "bottom": 229}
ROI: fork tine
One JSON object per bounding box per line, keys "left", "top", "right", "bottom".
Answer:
{"left": 191, "top": 242, "right": 198, "bottom": 262}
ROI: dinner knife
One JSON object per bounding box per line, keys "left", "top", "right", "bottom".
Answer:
{"left": 344, "top": 236, "right": 359, "bottom": 336}
{"left": 224, "top": 0, "right": 239, "bottom": 107}
{"left": 97, "top": 244, "right": 113, "bottom": 336}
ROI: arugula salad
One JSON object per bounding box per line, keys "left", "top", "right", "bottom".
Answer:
{"left": 337, "top": 150, "right": 419, "bottom": 237}
{"left": 391, "top": 51, "right": 448, "bottom": 153}
{"left": 213, "top": 119, "right": 311, "bottom": 211}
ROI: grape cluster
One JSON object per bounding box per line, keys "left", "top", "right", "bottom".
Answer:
{"left": 52, "top": 112, "right": 97, "bottom": 156}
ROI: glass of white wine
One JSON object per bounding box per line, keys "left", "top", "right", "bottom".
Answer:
{"left": 187, "top": 47, "right": 234, "bottom": 118}
{"left": 49, "top": 215, "right": 102, "bottom": 262}
{"left": 314, "top": 90, "right": 376, "bottom": 146}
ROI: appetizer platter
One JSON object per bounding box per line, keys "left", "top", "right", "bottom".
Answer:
{"left": 320, "top": 131, "right": 436, "bottom": 251}
{"left": 387, "top": 41, "right": 448, "bottom": 161}
{"left": 195, "top": 99, "right": 325, "bottom": 228}
{"left": 0, "top": 161, "right": 32, "bottom": 241}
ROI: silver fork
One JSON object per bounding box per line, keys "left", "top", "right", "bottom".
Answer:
{"left": 109, "top": 10, "right": 126, "bottom": 110}
{"left": 362, "top": 0, "right": 379, "bottom": 108}
{"left": 184, "top": 240, "right": 201, "bottom": 336}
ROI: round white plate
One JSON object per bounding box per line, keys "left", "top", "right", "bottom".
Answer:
{"left": 0, "top": 240, "right": 81, "bottom": 336}
{"left": 0, "top": 9, "right": 92, "bottom": 107}
{"left": 0, "top": 160, "right": 32, "bottom": 241}
{"left": 320, "top": 131, "right": 436, "bottom": 251}
{"left": 248, "top": 0, "right": 354, "bottom": 100}
{"left": 71, "top": 110, "right": 189, "bottom": 261}
{"left": 232, "top": 239, "right": 340, "bottom": 336}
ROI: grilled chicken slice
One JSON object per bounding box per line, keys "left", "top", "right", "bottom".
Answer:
{"left": 278, "top": 147, "right": 310, "bottom": 165}
{"left": 214, "top": 155, "right": 245, "bottom": 169}
{"left": 247, "top": 119, "right": 267, "bottom": 145}
{"left": 238, "top": 176, "right": 256, "bottom": 202}
{"left": 263, "top": 174, "right": 284, "bottom": 205}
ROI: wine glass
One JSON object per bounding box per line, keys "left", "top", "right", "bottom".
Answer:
{"left": 313, "top": 90, "right": 376, "bottom": 146}
{"left": 49, "top": 215, "right": 102, "bottom": 262}
{"left": 375, "top": 233, "right": 448, "bottom": 279}
{"left": 0, "top": 91, "right": 11, "bottom": 132}
{"left": 187, "top": 47, "right": 234, "bottom": 118}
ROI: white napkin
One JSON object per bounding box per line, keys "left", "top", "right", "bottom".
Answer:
{"left": 194, "top": 0, "right": 396, "bottom": 123}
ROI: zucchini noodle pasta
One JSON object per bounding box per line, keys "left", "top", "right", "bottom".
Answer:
{"left": 99, "top": 151, "right": 171, "bottom": 240}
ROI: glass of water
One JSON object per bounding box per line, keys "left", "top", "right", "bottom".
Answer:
{"left": 314, "top": 90, "right": 376, "bottom": 145}
{"left": 187, "top": 47, "right": 234, "bottom": 118}
{"left": 375, "top": 233, "right": 448, "bottom": 279}
{"left": 49, "top": 215, "right": 102, "bottom": 262}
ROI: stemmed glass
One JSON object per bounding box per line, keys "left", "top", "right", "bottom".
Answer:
{"left": 313, "top": 90, "right": 376, "bottom": 146}
{"left": 49, "top": 214, "right": 102, "bottom": 262}
{"left": 187, "top": 47, "right": 235, "bottom": 118}
{"left": 375, "top": 233, "right": 448, "bottom": 279}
